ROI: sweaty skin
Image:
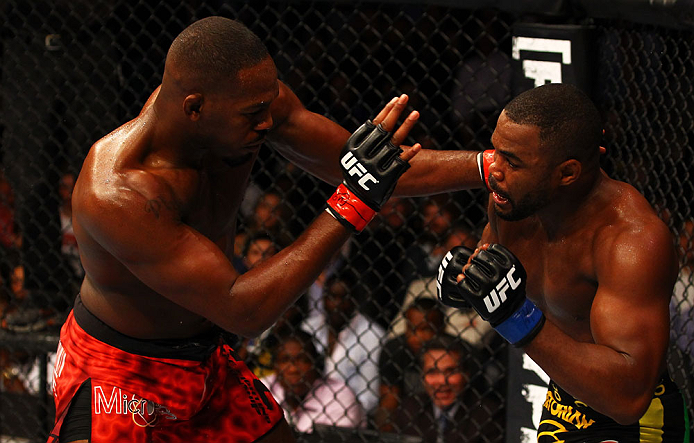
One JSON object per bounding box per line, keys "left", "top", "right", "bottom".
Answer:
{"left": 472, "top": 111, "right": 677, "bottom": 424}
{"left": 73, "top": 57, "right": 430, "bottom": 341}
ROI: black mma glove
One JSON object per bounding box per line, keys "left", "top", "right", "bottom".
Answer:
{"left": 436, "top": 246, "right": 473, "bottom": 309}
{"left": 327, "top": 120, "right": 410, "bottom": 232}
{"left": 437, "top": 243, "right": 545, "bottom": 347}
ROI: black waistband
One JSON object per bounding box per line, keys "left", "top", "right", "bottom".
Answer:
{"left": 72, "top": 295, "right": 224, "bottom": 361}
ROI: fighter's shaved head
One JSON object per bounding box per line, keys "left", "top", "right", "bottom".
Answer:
{"left": 504, "top": 83, "right": 602, "bottom": 165}
{"left": 164, "top": 16, "right": 269, "bottom": 92}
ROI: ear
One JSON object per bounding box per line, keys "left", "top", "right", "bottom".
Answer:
{"left": 557, "top": 159, "right": 581, "bottom": 186}
{"left": 183, "top": 93, "right": 203, "bottom": 121}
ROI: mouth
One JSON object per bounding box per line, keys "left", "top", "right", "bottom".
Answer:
{"left": 492, "top": 190, "right": 509, "bottom": 205}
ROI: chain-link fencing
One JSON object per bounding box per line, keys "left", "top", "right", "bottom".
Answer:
{"left": 0, "top": 1, "right": 692, "bottom": 442}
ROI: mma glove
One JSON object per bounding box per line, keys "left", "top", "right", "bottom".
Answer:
{"left": 327, "top": 120, "right": 410, "bottom": 232}
{"left": 437, "top": 244, "right": 545, "bottom": 347}
{"left": 477, "top": 149, "right": 494, "bottom": 191}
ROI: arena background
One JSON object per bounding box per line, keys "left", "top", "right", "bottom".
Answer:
{"left": 0, "top": 0, "right": 692, "bottom": 442}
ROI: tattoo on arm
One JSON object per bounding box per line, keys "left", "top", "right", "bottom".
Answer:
{"left": 145, "top": 196, "right": 178, "bottom": 219}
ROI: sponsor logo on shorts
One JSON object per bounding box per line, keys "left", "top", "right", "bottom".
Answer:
{"left": 93, "top": 385, "right": 177, "bottom": 427}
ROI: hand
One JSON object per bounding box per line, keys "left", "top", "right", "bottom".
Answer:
{"left": 436, "top": 246, "right": 473, "bottom": 308}
{"left": 444, "top": 243, "right": 545, "bottom": 347}
{"left": 327, "top": 95, "right": 420, "bottom": 231}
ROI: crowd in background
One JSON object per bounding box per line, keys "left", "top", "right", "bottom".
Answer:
{"left": 0, "top": 1, "right": 693, "bottom": 441}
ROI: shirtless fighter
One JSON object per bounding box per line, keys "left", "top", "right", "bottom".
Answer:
{"left": 438, "top": 83, "right": 689, "bottom": 442}
{"left": 49, "top": 17, "right": 486, "bottom": 443}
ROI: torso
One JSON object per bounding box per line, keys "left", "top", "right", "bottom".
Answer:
{"left": 488, "top": 176, "right": 661, "bottom": 343}
{"left": 73, "top": 106, "right": 257, "bottom": 339}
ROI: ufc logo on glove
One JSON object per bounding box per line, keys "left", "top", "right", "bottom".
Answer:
{"left": 340, "top": 152, "right": 380, "bottom": 191}
{"left": 484, "top": 266, "right": 522, "bottom": 313}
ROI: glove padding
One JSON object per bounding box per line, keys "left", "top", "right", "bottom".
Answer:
{"left": 437, "top": 246, "right": 473, "bottom": 309}
{"left": 340, "top": 120, "right": 411, "bottom": 210}
{"left": 440, "top": 243, "right": 545, "bottom": 347}
{"left": 477, "top": 149, "right": 494, "bottom": 191}
{"left": 327, "top": 120, "right": 411, "bottom": 231}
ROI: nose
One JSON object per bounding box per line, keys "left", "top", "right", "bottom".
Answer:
{"left": 488, "top": 155, "right": 503, "bottom": 182}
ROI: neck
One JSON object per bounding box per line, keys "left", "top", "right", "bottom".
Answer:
{"left": 537, "top": 169, "right": 604, "bottom": 239}
{"left": 146, "top": 101, "right": 204, "bottom": 169}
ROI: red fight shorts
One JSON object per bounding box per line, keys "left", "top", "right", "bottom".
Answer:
{"left": 49, "top": 296, "right": 283, "bottom": 443}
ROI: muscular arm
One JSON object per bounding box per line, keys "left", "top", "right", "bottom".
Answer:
{"left": 78, "top": 181, "right": 349, "bottom": 338}
{"left": 523, "top": 224, "right": 677, "bottom": 424}
{"left": 268, "top": 82, "right": 483, "bottom": 196}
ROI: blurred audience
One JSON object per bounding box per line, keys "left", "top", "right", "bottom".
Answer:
{"left": 301, "top": 267, "right": 385, "bottom": 414}
{"left": 376, "top": 298, "right": 446, "bottom": 431}
{"left": 58, "top": 171, "right": 83, "bottom": 280}
{"left": 390, "top": 227, "right": 493, "bottom": 348}
{"left": 393, "top": 334, "right": 504, "bottom": 442}
{"left": 0, "top": 169, "right": 21, "bottom": 252}
{"left": 670, "top": 218, "right": 694, "bottom": 362}
{"left": 261, "top": 330, "right": 365, "bottom": 433}
{"left": 233, "top": 231, "right": 278, "bottom": 274}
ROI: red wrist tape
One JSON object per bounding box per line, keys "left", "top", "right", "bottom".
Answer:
{"left": 327, "top": 184, "right": 376, "bottom": 232}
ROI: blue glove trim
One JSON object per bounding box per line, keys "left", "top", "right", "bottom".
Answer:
{"left": 494, "top": 298, "right": 544, "bottom": 346}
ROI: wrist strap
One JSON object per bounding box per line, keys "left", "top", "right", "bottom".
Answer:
{"left": 326, "top": 183, "right": 376, "bottom": 232}
{"left": 494, "top": 298, "right": 545, "bottom": 347}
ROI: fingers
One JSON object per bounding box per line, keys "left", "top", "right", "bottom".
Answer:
{"left": 391, "top": 110, "right": 419, "bottom": 147}
{"left": 372, "top": 96, "right": 399, "bottom": 125}
{"left": 399, "top": 143, "right": 421, "bottom": 162}
{"left": 373, "top": 94, "right": 409, "bottom": 132}
{"left": 456, "top": 244, "right": 489, "bottom": 282}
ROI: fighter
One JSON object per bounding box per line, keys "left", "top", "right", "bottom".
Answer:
{"left": 49, "top": 16, "right": 486, "bottom": 443}
{"left": 437, "top": 83, "right": 689, "bottom": 442}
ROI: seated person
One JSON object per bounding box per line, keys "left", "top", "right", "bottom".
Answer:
{"left": 261, "top": 330, "right": 364, "bottom": 433}
{"left": 301, "top": 268, "right": 385, "bottom": 414}
{"left": 376, "top": 297, "right": 445, "bottom": 431}
{"left": 393, "top": 334, "right": 504, "bottom": 442}
{"left": 389, "top": 227, "right": 493, "bottom": 348}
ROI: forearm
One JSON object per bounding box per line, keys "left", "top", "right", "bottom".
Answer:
{"left": 524, "top": 319, "right": 661, "bottom": 424}
{"left": 393, "top": 149, "right": 483, "bottom": 196}
{"left": 228, "top": 212, "right": 350, "bottom": 337}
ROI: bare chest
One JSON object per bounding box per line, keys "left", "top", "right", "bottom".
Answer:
{"left": 182, "top": 163, "right": 253, "bottom": 243}
{"left": 498, "top": 226, "right": 598, "bottom": 337}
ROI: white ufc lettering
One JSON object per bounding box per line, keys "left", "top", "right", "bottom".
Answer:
{"left": 340, "top": 152, "right": 380, "bottom": 191}
{"left": 483, "top": 266, "right": 521, "bottom": 313}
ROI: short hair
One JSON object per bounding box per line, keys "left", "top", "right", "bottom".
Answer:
{"left": 419, "top": 333, "right": 472, "bottom": 372}
{"left": 166, "top": 16, "right": 269, "bottom": 88}
{"left": 503, "top": 83, "right": 602, "bottom": 164}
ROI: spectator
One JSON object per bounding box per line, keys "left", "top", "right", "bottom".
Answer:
{"left": 302, "top": 268, "right": 385, "bottom": 414}
{"left": 376, "top": 297, "right": 446, "bottom": 431}
{"left": 247, "top": 294, "right": 309, "bottom": 378}
{"left": 393, "top": 334, "right": 504, "bottom": 442}
{"left": 262, "top": 330, "right": 364, "bottom": 433}
{"left": 671, "top": 219, "right": 694, "bottom": 362}
{"left": 390, "top": 227, "right": 494, "bottom": 348}
{"left": 233, "top": 231, "right": 278, "bottom": 274}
